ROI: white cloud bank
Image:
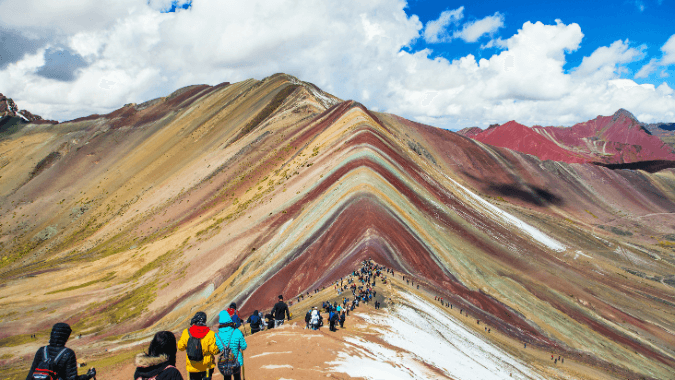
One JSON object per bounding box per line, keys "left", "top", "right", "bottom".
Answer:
{"left": 0, "top": 0, "right": 673, "bottom": 128}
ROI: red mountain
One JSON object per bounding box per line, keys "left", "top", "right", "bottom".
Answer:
{"left": 460, "top": 109, "right": 675, "bottom": 164}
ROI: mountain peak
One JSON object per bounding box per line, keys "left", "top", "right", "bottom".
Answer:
{"left": 612, "top": 108, "right": 638, "bottom": 123}
{"left": 0, "top": 93, "right": 54, "bottom": 124}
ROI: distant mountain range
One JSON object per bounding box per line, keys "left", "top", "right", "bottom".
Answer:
{"left": 458, "top": 109, "right": 675, "bottom": 166}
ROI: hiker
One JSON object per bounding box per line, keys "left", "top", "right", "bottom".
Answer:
{"left": 264, "top": 313, "right": 275, "bottom": 330}
{"left": 134, "top": 331, "right": 183, "bottom": 380}
{"left": 226, "top": 303, "right": 242, "bottom": 328}
{"left": 271, "top": 295, "right": 291, "bottom": 327}
{"left": 339, "top": 311, "right": 346, "bottom": 328}
{"left": 177, "top": 312, "right": 219, "bottom": 380}
{"left": 246, "top": 310, "right": 263, "bottom": 334}
{"left": 310, "top": 307, "right": 321, "bottom": 330}
{"left": 26, "top": 322, "right": 96, "bottom": 380}
{"left": 214, "top": 311, "right": 247, "bottom": 380}
{"left": 328, "top": 309, "right": 339, "bottom": 332}
{"left": 304, "top": 309, "right": 312, "bottom": 329}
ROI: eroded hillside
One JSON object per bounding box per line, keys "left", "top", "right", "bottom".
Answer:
{"left": 1, "top": 74, "right": 675, "bottom": 379}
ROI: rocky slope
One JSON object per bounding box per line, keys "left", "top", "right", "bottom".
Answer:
{"left": 0, "top": 93, "right": 53, "bottom": 124}
{"left": 1, "top": 74, "right": 675, "bottom": 379}
{"left": 459, "top": 109, "right": 675, "bottom": 164}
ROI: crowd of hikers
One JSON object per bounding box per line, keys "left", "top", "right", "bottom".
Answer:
{"left": 25, "top": 259, "right": 565, "bottom": 380}
{"left": 25, "top": 260, "right": 389, "bottom": 380}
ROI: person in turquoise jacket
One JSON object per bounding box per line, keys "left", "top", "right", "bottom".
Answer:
{"left": 214, "top": 310, "right": 247, "bottom": 380}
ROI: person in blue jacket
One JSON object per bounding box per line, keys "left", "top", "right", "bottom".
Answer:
{"left": 214, "top": 311, "right": 247, "bottom": 380}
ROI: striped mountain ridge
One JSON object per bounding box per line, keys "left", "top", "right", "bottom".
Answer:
{"left": 1, "top": 73, "right": 675, "bottom": 379}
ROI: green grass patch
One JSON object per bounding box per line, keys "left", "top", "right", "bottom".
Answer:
{"left": 0, "top": 329, "right": 49, "bottom": 347}
{"left": 79, "top": 347, "right": 141, "bottom": 375}
{"left": 72, "top": 281, "right": 158, "bottom": 334}
{"left": 46, "top": 272, "right": 116, "bottom": 295}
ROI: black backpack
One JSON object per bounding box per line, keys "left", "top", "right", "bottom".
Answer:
{"left": 186, "top": 331, "right": 204, "bottom": 362}
{"left": 215, "top": 331, "right": 240, "bottom": 376}
{"left": 32, "top": 347, "right": 67, "bottom": 380}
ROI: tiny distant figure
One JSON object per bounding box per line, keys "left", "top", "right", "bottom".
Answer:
{"left": 524, "top": 343, "right": 527, "bottom": 348}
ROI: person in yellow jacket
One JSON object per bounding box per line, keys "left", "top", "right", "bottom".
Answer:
{"left": 177, "top": 311, "right": 220, "bottom": 380}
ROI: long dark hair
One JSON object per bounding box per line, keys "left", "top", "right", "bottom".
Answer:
{"left": 148, "top": 331, "right": 177, "bottom": 365}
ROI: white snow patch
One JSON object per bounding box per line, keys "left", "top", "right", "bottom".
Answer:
{"left": 17, "top": 112, "right": 29, "bottom": 121}
{"left": 445, "top": 175, "right": 566, "bottom": 252}
{"left": 261, "top": 364, "right": 294, "bottom": 369}
{"left": 331, "top": 292, "right": 547, "bottom": 380}
{"left": 250, "top": 351, "right": 293, "bottom": 358}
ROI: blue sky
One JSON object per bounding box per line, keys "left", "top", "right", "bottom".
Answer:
{"left": 0, "top": 0, "right": 673, "bottom": 128}
{"left": 404, "top": 0, "right": 673, "bottom": 88}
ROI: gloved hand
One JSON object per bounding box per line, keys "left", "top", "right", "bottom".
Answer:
{"left": 87, "top": 367, "right": 96, "bottom": 379}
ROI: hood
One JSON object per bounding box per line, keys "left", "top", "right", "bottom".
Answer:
{"left": 219, "top": 310, "right": 233, "bottom": 324}
{"left": 134, "top": 353, "right": 172, "bottom": 379}
{"left": 188, "top": 325, "right": 211, "bottom": 339}
{"left": 135, "top": 353, "right": 169, "bottom": 367}
{"left": 49, "top": 323, "right": 71, "bottom": 346}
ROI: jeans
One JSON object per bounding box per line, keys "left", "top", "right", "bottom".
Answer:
{"left": 189, "top": 368, "right": 213, "bottom": 380}
{"left": 222, "top": 371, "right": 242, "bottom": 380}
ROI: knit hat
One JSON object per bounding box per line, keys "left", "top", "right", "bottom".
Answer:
{"left": 278, "top": 295, "right": 283, "bottom": 300}
{"left": 49, "top": 322, "right": 72, "bottom": 346}
{"left": 218, "top": 310, "right": 233, "bottom": 324}
{"left": 190, "top": 311, "right": 207, "bottom": 326}
{"left": 229, "top": 302, "right": 237, "bottom": 309}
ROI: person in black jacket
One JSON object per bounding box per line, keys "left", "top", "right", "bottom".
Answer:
{"left": 134, "top": 331, "right": 183, "bottom": 380}
{"left": 245, "top": 310, "right": 263, "bottom": 334}
{"left": 271, "top": 295, "right": 290, "bottom": 328}
{"left": 26, "top": 322, "right": 96, "bottom": 380}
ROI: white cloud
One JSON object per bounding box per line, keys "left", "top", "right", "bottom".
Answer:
{"left": 635, "top": 58, "right": 659, "bottom": 78}
{"left": 635, "top": 34, "right": 675, "bottom": 79}
{"left": 0, "top": 0, "right": 139, "bottom": 36}
{"left": 423, "top": 7, "right": 463, "bottom": 43}
{"left": 662, "top": 34, "right": 675, "bottom": 65}
{"left": 453, "top": 13, "right": 504, "bottom": 43}
{"left": 575, "top": 40, "right": 643, "bottom": 78}
{"left": 0, "top": 1, "right": 673, "bottom": 128}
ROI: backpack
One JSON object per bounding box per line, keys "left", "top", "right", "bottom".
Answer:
{"left": 186, "top": 330, "right": 204, "bottom": 362}
{"left": 31, "top": 346, "right": 67, "bottom": 380}
{"left": 215, "top": 331, "right": 240, "bottom": 376}
{"left": 136, "top": 365, "right": 176, "bottom": 380}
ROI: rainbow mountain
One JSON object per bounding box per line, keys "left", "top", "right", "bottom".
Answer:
{"left": 1, "top": 74, "right": 675, "bottom": 379}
